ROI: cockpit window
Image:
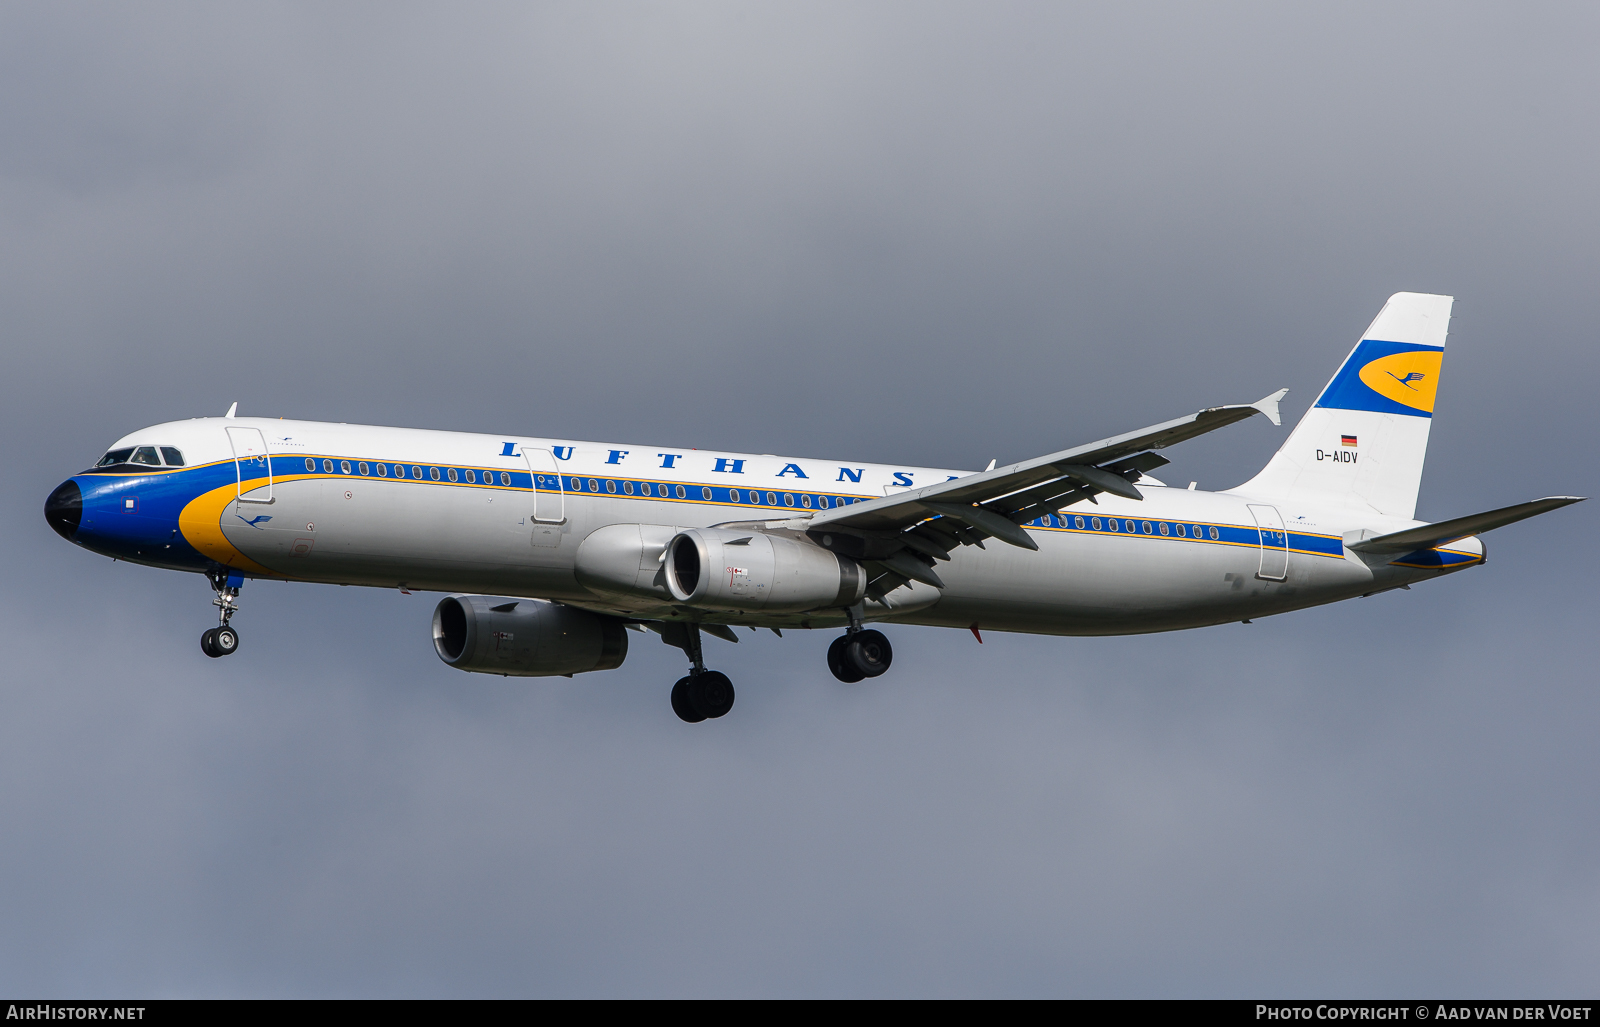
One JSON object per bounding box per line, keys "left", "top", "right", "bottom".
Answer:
{"left": 131, "top": 447, "right": 161, "bottom": 466}
{"left": 96, "top": 448, "right": 135, "bottom": 467}
{"left": 160, "top": 447, "right": 185, "bottom": 466}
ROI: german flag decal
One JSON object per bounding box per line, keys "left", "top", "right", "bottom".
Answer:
{"left": 1340, "top": 435, "right": 1358, "bottom": 447}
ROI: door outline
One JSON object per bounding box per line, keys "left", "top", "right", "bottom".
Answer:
{"left": 1247, "top": 504, "right": 1289, "bottom": 581}
{"left": 225, "top": 426, "right": 274, "bottom": 505}
{"left": 520, "top": 446, "right": 565, "bottom": 524}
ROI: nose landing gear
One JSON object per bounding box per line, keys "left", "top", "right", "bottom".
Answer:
{"left": 202, "top": 569, "right": 244, "bottom": 658}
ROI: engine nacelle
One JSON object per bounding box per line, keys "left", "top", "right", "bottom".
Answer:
{"left": 663, "top": 527, "right": 865, "bottom": 613}
{"left": 432, "top": 595, "right": 628, "bottom": 677}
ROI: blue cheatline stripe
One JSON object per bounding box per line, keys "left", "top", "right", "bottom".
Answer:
{"left": 97, "top": 454, "right": 1476, "bottom": 568}
{"left": 1389, "top": 548, "right": 1482, "bottom": 569}
{"left": 217, "top": 454, "right": 1362, "bottom": 560}
{"left": 1020, "top": 511, "right": 1344, "bottom": 560}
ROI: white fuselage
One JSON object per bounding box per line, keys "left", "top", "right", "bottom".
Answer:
{"left": 72, "top": 416, "right": 1483, "bottom": 637}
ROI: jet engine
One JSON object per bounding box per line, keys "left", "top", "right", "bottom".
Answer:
{"left": 432, "top": 595, "right": 628, "bottom": 677}
{"left": 662, "top": 527, "right": 865, "bottom": 613}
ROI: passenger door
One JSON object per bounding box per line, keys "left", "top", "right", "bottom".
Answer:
{"left": 225, "top": 426, "right": 273, "bottom": 505}
{"left": 520, "top": 446, "right": 564, "bottom": 547}
{"left": 1247, "top": 504, "right": 1289, "bottom": 581}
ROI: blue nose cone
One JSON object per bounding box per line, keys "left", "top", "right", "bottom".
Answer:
{"left": 45, "top": 480, "right": 82, "bottom": 542}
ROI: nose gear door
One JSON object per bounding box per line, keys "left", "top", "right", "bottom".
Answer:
{"left": 1247, "top": 503, "right": 1289, "bottom": 581}
{"left": 225, "top": 426, "right": 274, "bottom": 505}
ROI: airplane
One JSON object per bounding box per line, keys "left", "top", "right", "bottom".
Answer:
{"left": 43, "top": 293, "right": 1583, "bottom": 722}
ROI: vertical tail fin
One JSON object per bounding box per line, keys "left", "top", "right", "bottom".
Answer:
{"left": 1235, "top": 292, "right": 1453, "bottom": 519}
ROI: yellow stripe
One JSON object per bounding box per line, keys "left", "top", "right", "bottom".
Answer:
{"left": 177, "top": 483, "right": 278, "bottom": 575}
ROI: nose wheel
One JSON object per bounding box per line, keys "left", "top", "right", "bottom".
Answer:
{"left": 202, "top": 626, "right": 240, "bottom": 658}
{"left": 202, "top": 569, "right": 244, "bottom": 658}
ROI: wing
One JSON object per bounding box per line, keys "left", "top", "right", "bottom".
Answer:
{"left": 801, "top": 389, "right": 1288, "bottom": 602}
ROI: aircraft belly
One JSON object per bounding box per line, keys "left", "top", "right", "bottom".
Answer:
{"left": 913, "top": 524, "right": 1380, "bottom": 636}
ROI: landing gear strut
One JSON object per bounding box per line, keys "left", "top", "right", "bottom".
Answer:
{"left": 202, "top": 569, "right": 243, "bottom": 658}
{"left": 659, "top": 623, "right": 735, "bottom": 722}
{"left": 828, "top": 605, "right": 892, "bottom": 682}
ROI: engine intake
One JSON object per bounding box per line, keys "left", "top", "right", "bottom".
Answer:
{"left": 433, "top": 595, "right": 628, "bottom": 677}
{"left": 662, "top": 527, "right": 865, "bottom": 612}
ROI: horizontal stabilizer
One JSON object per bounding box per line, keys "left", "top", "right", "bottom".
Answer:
{"left": 1348, "top": 496, "right": 1586, "bottom": 554}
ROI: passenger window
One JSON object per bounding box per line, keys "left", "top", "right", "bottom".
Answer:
{"left": 1209, "top": 526, "right": 1219, "bottom": 539}
{"left": 587, "top": 478, "right": 598, "bottom": 492}
{"left": 730, "top": 489, "right": 741, "bottom": 503}
{"left": 623, "top": 480, "right": 634, "bottom": 495}
{"left": 1142, "top": 521, "right": 1153, "bottom": 534}
{"left": 675, "top": 484, "right": 686, "bottom": 499}
{"left": 499, "top": 472, "right": 510, "bottom": 486}
{"left": 1176, "top": 524, "right": 1186, "bottom": 537}
{"left": 341, "top": 460, "right": 352, "bottom": 474}
{"left": 358, "top": 462, "right": 369, "bottom": 475}
{"left": 1108, "top": 519, "right": 1119, "bottom": 531}
{"left": 766, "top": 492, "right": 777, "bottom": 505}
{"left": 465, "top": 469, "right": 476, "bottom": 483}
{"left": 447, "top": 468, "right": 458, "bottom": 482}
{"left": 132, "top": 447, "right": 161, "bottom": 466}
{"left": 1126, "top": 520, "right": 1136, "bottom": 533}
{"left": 429, "top": 467, "right": 441, "bottom": 481}
{"left": 641, "top": 483, "right": 653, "bottom": 496}
{"left": 1075, "top": 515, "right": 1085, "bottom": 529}
{"left": 701, "top": 486, "right": 711, "bottom": 500}
{"left": 160, "top": 447, "right": 185, "bottom": 466}
{"left": 1092, "top": 517, "right": 1102, "bottom": 530}
{"left": 1159, "top": 522, "right": 1169, "bottom": 535}
{"left": 305, "top": 458, "right": 316, "bottom": 472}
{"left": 376, "top": 463, "right": 387, "bottom": 477}
{"left": 802, "top": 494, "right": 813, "bottom": 508}
{"left": 819, "top": 496, "right": 830, "bottom": 508}
{"left": 607, "top": 480, "right": 617, "bottom": 494}
{"left": 411, "top": 466, "right": 422, "bottom": 479}
{"left": 784, "top": 494, "right": 795, "bottom": 507}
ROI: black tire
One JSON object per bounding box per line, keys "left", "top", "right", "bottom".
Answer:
{"left": 671, "top": 677, "right": 706, "bottom": 723}
{"left": 828, "top": 635, "right": 865, "bottom": 682}
{"left": 688, "top": 671, "right": 735, "bottom": 719}
{"left": 201, "top": 628, "right": 222, "bottom": 658}
{"left": 846, "top": 629, "right": 892, "bottom": 678}
{"left": 214, "top": 626, "right": 240, "bottom": 656}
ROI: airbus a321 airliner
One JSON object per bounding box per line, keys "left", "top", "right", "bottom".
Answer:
{"left": 44, "top": 293, "right": 1582, "bottom": 721}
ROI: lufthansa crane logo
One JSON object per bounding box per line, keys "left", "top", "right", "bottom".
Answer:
{"left": 1358, "top": 349, "right": 1443, "bottom": 413}
{"left": 236, "top": 514, "right": 273, "bottom": 528}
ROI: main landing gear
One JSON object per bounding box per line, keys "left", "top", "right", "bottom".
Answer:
{"left": 827, "top": 608, "right": 893, "bottom": 682}
{"left": 202, "top": 569, "right": 243, "bottom": 658}
{"left": 660, "top": 623, "right": 735, "bottom": 723}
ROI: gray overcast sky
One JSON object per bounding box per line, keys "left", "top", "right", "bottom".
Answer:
{"left": 2, "top": 1, "right": 1597, "bottom": 997}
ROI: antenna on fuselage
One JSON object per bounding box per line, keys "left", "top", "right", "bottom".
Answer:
{"left": 224, "top": 402, "right": 237, "bottom": 418}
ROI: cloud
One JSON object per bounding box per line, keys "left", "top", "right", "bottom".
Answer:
{"left": 3, "top": 1, "right": 1596, "bottom": 996}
